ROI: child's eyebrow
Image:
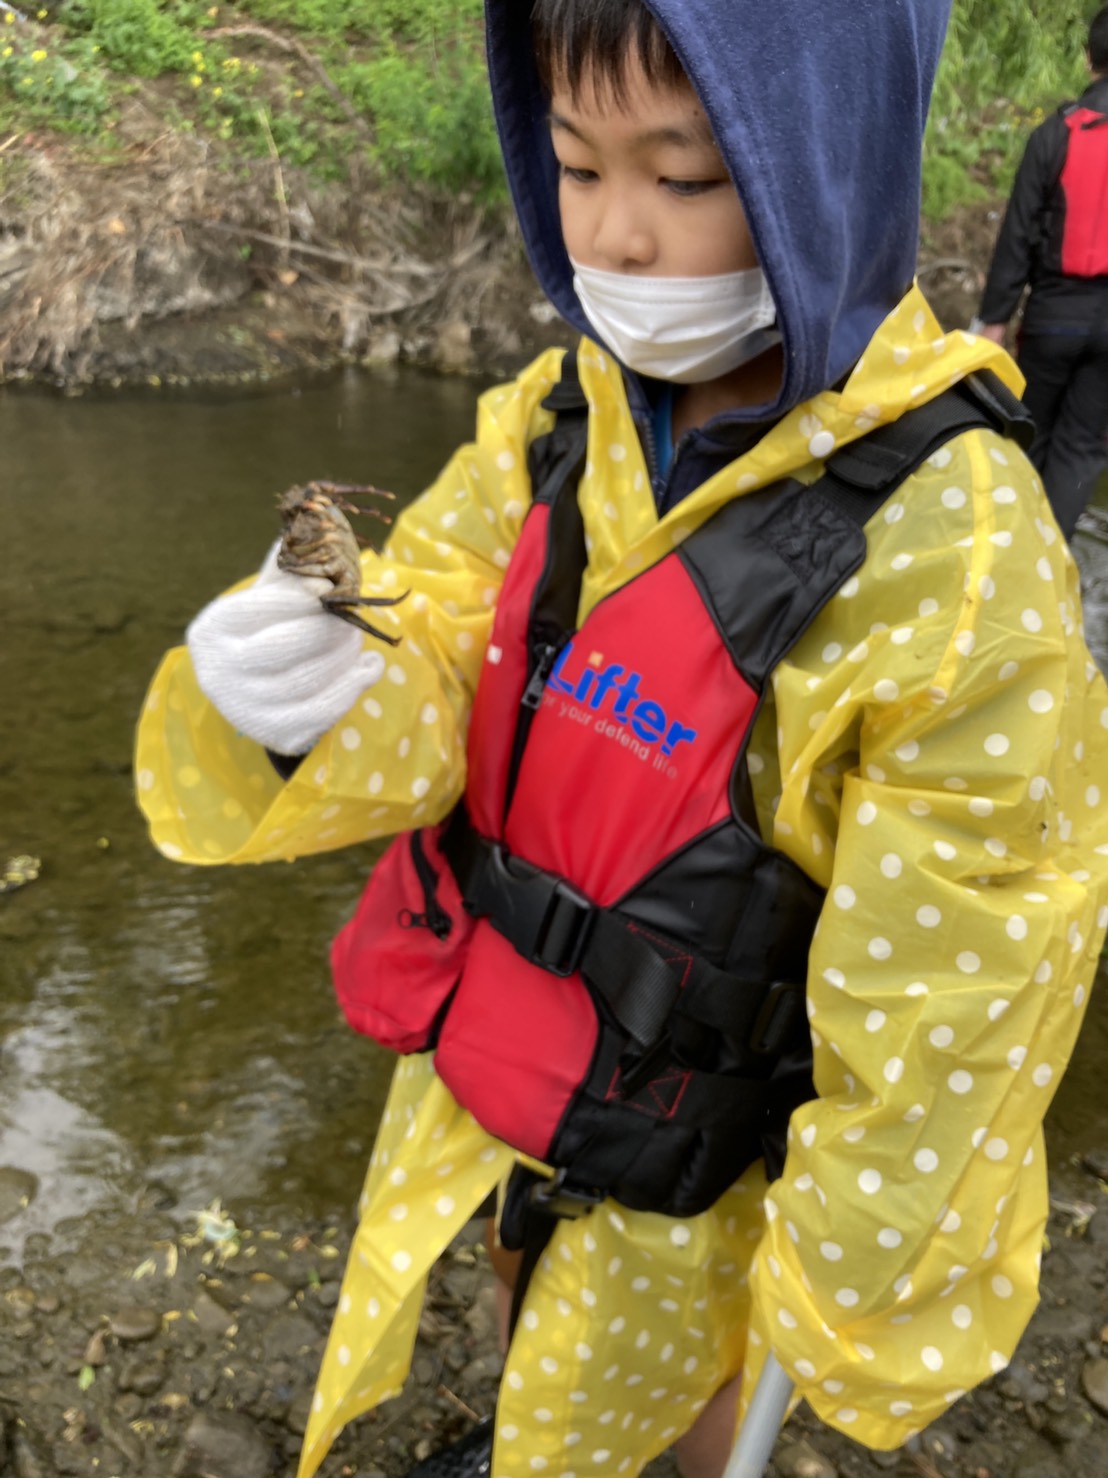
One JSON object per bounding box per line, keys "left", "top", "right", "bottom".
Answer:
{"left": 548, "top": 110, "right": 714, "bottom": 151}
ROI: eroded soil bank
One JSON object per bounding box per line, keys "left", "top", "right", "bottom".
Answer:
{"left": 0, "top": 113, "right": 1002, "bottom": 391}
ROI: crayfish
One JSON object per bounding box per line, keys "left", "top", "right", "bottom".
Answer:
{"left": 276, "top": 481, "right": 408, "bottom": 645}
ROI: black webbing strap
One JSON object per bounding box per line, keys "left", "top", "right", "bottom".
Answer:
{"left": 441, "top": 807, "right": 807, "bottom": 1071}
{"left": 817, "top": 370, "right": 1035, "bottom": 525}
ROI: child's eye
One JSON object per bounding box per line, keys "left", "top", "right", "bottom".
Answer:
{"left": 662, "top": 178, "right": 723, "bottom": 198}
{"left": 559, "top": 164, "right": 598, "bottom": 185}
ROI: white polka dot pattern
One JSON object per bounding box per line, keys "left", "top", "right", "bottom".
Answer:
{"left": 136, "top": 294, "right": 1108, "bottom": 1473}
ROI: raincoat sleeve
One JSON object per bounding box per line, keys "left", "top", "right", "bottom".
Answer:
{"left": 744, "top": 424, "right": 1108, "bottom": 1449}
{"left": 134, "top": 349, "right": 564, "bottom": 865}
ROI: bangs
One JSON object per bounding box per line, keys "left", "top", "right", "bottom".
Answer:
{"left": 532, "top": 0, "right": 687, "bottom": 105}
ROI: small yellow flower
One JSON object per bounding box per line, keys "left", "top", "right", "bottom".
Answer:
{"left": 212, "top": 85, "right": 222, "bottom": 98}
{"left": 21, "top": 75, "right": 33, "bottom": 85}
{"left": 1, "top": 45, "right": 11, "bottom": 58}
{"left": 3, "top": 12, "right": 14, "bottom": 24}
{"left": 31, "top": 48, "right": 47, "bottom": 62}
{"left": 292, "top": 88, "right": 304, "bottom": 98}
{"left": 37, "top": 7, "right": 47, "bottom": 16}
{"left": 190, "top": 73, "right": 203, "bottom": 88}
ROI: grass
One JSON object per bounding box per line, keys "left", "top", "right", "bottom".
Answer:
{"left": 0, "top": 0, "right": 502, "bottom": 191}
{"left": 0, "top": 0, "right": 1099, "bottom": 218}
{"left": 923, "top": 0, "right": 1092, "bottom": 218}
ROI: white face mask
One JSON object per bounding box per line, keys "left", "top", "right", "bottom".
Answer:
{"left": 570, "top": 259, "right": 781, "bottom": 384}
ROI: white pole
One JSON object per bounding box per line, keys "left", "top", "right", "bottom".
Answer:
{"left": 722, "top": 1353, "right": 795, "bottom": 1478}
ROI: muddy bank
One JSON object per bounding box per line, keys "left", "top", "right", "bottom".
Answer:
{"left": 1, "top": 1145, "right": 1106, "bottom": 1478}
{"left": 0, "top": 123, "right": 570, "bottom": 390}
{"left": 0, "top": 118, "right": 1001, "bottom": 391}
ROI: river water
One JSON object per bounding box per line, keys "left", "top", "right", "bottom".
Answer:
{"left": 1, "top": 371, "right": 1106, "bottom": 1271}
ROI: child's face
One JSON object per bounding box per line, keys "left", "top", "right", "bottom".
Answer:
{"left": 549, "top": 50, "right": 758, "bottom": 280}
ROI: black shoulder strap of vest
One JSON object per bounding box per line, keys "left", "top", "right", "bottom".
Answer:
{"left": 526, "top": 347, "right": 589, "bottom": 505}
{"left": 816, "top": 368, "right": 1035, "bottom": 529}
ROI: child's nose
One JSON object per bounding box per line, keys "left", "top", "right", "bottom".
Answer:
{"left": 592, "top": 193, "right": 656, "bottom": 271}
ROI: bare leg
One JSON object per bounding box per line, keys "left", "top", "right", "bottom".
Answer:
{"left": 484, "top": 1217, "right": 522, "bottom": 1353}
{"left": 672, "top": 1373, "right": 742, "bottom": 1478}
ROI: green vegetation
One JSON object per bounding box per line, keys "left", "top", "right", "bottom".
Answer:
{"left": 0, "top": 0, "right": 501, "bottom": 191}
{"left": 924, "top": 0, "right": 1091, "bottom": 218}
{"left": 0, "top": 0, "right": 1100, "bottom": 217}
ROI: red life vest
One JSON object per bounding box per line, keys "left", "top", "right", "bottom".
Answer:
{"left": 1060, "top": 105, "right": 1108, "bottom": 278}
{"left": 332, "top": 357, "right": 1032, "bottom": 1218}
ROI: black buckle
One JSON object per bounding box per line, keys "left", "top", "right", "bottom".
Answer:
{"left": 528, "top": 1168, "right": 605, "bottom": 1220}
{"left": 749, "top": 980, "right": 805, "bottom": 1056}
{"left": 478, "top": 845, "right": 595, "bottom": 977}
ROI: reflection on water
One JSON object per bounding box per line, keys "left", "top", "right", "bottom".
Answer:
{"left": 0, "top": 368, "right": 488, "bottom": 1262}
{"left": 1, "top": 373, "right": 1106, "bottom": 1268}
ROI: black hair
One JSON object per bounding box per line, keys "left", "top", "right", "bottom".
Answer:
{"left": 531, "top": 0, "right": 687, "bottom": 104}
{"left": 1091, "top": 7, "right": 1108, "bottom": 72}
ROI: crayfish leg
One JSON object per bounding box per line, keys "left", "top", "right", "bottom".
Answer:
{"left": 321, "top": 595, "right": 405, "bottom": 646}
{"left": 339, "top": 590, "right": 412, "bottom": 608}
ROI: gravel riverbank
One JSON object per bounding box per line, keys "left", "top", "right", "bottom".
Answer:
{"left": 1, "top": 1147, "right": 1106, "bottom": 1478}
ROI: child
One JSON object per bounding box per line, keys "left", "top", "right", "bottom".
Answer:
{"left": 136, "top": 2, "right": 1108, "bottom": 1476}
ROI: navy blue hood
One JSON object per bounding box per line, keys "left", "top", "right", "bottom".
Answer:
{"left": 486, "top": 0, "right": 953, "bottom": 418}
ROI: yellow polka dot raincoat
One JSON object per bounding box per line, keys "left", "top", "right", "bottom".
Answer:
{"left": 136, "top": 294, "right": 1108, "bottom": 1473}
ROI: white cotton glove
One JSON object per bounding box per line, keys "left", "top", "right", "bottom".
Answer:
{"left": 186, "top": 542, "right": 387, "bottom": 755}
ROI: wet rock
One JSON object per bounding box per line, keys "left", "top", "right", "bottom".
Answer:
{"left": 1044, "top": 1404, "right": 1095, "bottom": 1445}
{"left": 286, "top": 1391, "right": 312, "bottom": 1436}
{"left": 102, "top": 1417, "right": 144, "bottom": 1467}
{"left": 6, "top": 1285, "right": 36, "bottom": 1316}
{"left": 240, "top": 1273, "right": 293, "bottom": 1311}
{"left": 117, "top": 1352, "right": 167, "bottom": 1396}
{"left": 434, "top": 320, "right": 474, "bottom": 374}
{"left": 175, "top": 1410, "right": 273, "bottom": 1478}
{"left": 920, "top": 1427, "right": 957, "bottom": 1463}
{"left": 1012, "top": 1441, "right": 1068, "bottom": 1478}
{"left": 82, "top": 1327, "right": 110, "bottom": 1367}
{"left": 459, "top": 1351, "right": 504, "bottom": 1385}
{"left": 50, "top": 1442, "right": 87, "bottom": 1476}
{"left": 314, "top": 1279, "right": 340, "bottom": 1309}
{"left": 191, "top": 1287, "right": 236, "bottom": 1334}
{"left": 109, "top": 1305, "right": 162, "bottom": 1342}
{"left": 998, "top": 1362, "right": 1052, "bottom": 1406}
{"left": 137, "top": 1179, "right": 179, "bottom": 1212}
{"left": 362, "top": 329, "right": 401, "bottom": 366}
{"left": 774, "top": 1439, "right": 838, "bottom": 1478}
{"left": 1080, "top": 1148, "right": 1108, "bottom": 1181}
{"left": 11, "top": 1427, "right": 47, "bottom": 1478}
{"left": 0, "top": 1167, "right": 38, "bottom": 1224}
{"left": 113, "top": 1392, "right": 144, "bottom": 1422}
{"left": 1030, "top": 1305, "right": 1098, "bottom": 1344}
{"left": 1081, "top": 1356, "right": 1108, "bottom": 1416}
{"left": 262, "top": 1312, "right": 319, "bottom": 1363}
{"left": 412, "top": 1353, "right": 437, "bottom": 1385}
{"left": 463, "top": 1284, "right": 498, "bottom": 1345}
